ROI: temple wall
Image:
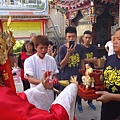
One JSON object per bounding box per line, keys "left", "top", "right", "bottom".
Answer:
{"left": 46, "top": 8, "right": 66, "bottom": 37}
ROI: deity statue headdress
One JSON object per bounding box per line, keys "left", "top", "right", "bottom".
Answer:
{"left": 0, "top": 16, "right": 16, "bottom": 92}
{"left": 0, "top": 16, "right": 16, "bottom": 65}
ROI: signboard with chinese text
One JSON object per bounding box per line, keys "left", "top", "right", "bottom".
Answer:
{"left": 3, "top": 21, "right": 43, "bottom": 38}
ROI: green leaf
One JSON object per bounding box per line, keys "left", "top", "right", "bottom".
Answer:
{"left": 13, "top": 40, "right": 25, "bottom": 53}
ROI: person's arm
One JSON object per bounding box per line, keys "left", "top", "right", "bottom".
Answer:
{"left": 105, "top": 42, "right": 109, "bottom": 52}
{"left": 52, "top": 82, "right": 78, "bottom": 120}
{"left": 81, "top": 59, "right": 85, "bottom": 69}
{"left": 51, "top": 49, "right": 57, "bottom": 58}
{"left": 96, "top": 91, "right": 120, "bottom": 103}
{"left": 84, "top": 57, "right": 97, "bottom": 64}
{"left": 79, "top": 45, "right": 85, "bottom": 69}
{"left": 24, "top": 71, "right": 53, "bottom": 110}
{"left": 25, "top": 81, "right": 77, "bottom": 120}
{"left": 105, "top": 47, "right": 109, "bottom": 52}
{"left": 27, "top": 75, "right": 41, "bottom": 85}
{"left": 84, "top": 45, "right": 98, "bottom": 64}
{"left": 60, "top": 52, "right": 70, "bottom": 68}
{"left": 60, "top": 46, "right": 75, "bottom": 68}
{"left": 24, "top": 57, "right": 41, "bottom": 85}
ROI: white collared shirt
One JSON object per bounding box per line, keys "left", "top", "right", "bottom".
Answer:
{"left": 24, "top": 53, "right": 59, "bottom": 110}
{"left": 24, "top": 53, "right": 59, "bottom": 88}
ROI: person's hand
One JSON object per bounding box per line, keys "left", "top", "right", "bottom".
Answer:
{"left": 74, "top": 81, "right": 78, "bottom": 86}
{"left": 67, "top": 45, "right": 75, "bottom": 55}
{"left": 96, "top": 91, "right": 112, "bottom": 103}
{"left": 52, "top": 75, "right": 59, "bottom": 86}
{"left": 70, "top": 75, "right": 78, "bottom": 87}
{"left": 42, "top": 71, "right": 53, "bottom": 90}
{"left": 51, "top": 49, "right": 57, "bottom": 58}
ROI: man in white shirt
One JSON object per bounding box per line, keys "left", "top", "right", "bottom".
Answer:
{"left": 24, "top": 35, "right": 59, "bottom": 110}
{"left": 105, "top": 35, "right": 115, "bottom": 56}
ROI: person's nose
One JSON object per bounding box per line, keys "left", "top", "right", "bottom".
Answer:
{"left": 113, "top": 39, "right": 117, "bottom": 44}
{"left": 86, "top": 38, "right": 90, "bottom": 41}
{"left": 113, "top": 37, "right": 117, "bottom": 43}
{"left": 70, "top": 37, "right": 74, "bottom": 40}
{"left": 42, "top": 48, "right": 47, "bottom": 52}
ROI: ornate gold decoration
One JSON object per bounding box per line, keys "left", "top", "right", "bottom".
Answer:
{"left": 109, "top": 7, "right": 118, "bottom": 16}
{"left": 109, "top": 7, "right": 119, "bottom": 24}
{"left": 3, "top": 73, "right": 9, "bottom": 80}
{"left": 70, "top": 11, "right": 78, "bottom": 20}
{"left": 81, "top": 1, "right": 105, "bottom": 24}
{"left": 0, "top": 16, "right": 16, "bottom": 65}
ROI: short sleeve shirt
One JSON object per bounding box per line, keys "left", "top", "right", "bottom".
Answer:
{"left": 58, "top": 44, "right": 85, "bottom": 80}
{"left": 82, "top": 44, "right": 98, "bottom": 68}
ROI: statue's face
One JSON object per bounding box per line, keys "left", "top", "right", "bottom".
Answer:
{"left": 85, "top": 64, "right": 90, "bottom": 69}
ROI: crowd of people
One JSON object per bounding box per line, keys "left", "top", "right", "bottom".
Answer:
{"left": 0, "top": 26, "right": 120, "bottom": 120}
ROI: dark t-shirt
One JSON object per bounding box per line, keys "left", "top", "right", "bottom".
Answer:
{"left": 101, "top": 54, "right": 120, "bottom": 120}
{"left": 82, "top": 44, "right": 98, "bottom": 68}
{"left": 58, "top": 44, "right": 85, "bottom": 81}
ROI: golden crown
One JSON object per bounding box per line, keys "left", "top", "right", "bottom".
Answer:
{"left": 0, "top": 17, "right": 16, "bottom": 65}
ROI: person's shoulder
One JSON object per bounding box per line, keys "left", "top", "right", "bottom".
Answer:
{"left": 29, "top": 53, "right": 36, "bottom": 58}
{"left": 76, "top": 43, "right": 84, "bottom": 48}
{"left": 46, "top": 54, "right": 55, "bottom": 60}
{"left": 76, "top": 43, "right": 82, "bottom": 46}
{"left": 105, "top": 41, "right": 111, "bottom": 45}
{"left": 59, "top": 44, "right": 66, "bottom": 53}
{"left": 107, "top": 41, "right": 111, "bottom": 43}
{"left": 105, "top": 54, "right": 116, "bottom": 64}
{"left": 25, "top": 53, "right": 36, "bottom": 62}
{"left": 19, "top": 52, "right": 25, "bottom": 57}
{"left": 90, "top": 44, "right": 97, "bottom": 50}
{"left": 59, "top": 44, "right": 66, "bottom": 49}
{"left": 90, "top": 44, "right": 97, "bottom": 48}
{"left": 107, "top": 54, "right": 116, "bottom": 59}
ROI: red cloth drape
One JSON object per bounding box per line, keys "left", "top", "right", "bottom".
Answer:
{"left": 0, "top": 86, "right": 69, "bottom": 120}
{"left": 0, "top": 59, "right": 16, "bottom": 92}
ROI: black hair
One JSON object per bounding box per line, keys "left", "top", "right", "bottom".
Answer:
{"left": 83, "top": 30, "right": 92, "bottom": 36}
{"left": 33, "top": 35, "right": 49, "bottom": 48}
{"left": 49, "top": 41, "right": 53, "bottom": 46}
{"left": 65, "top": 26, "right": 77, "bottom": 35}
{"left": 22, "top": 40, "right": 34, "bottom": 52}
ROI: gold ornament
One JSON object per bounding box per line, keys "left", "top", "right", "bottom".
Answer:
{"left": 0, "top": 16, "right": 16, "bottom": 65}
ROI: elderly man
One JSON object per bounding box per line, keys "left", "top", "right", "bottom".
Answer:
{"left": 96, "top": 28, "right": 120, "bottom": 120}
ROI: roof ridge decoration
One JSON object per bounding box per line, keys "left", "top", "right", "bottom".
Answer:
{"left": 53, "top": 0, "right": 119, "bottom": 11}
